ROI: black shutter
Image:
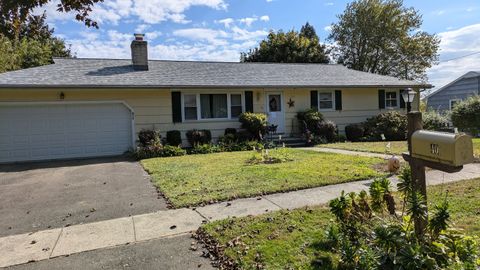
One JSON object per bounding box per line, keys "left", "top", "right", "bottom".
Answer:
{"left": 335, "top": 90, "right": 342, "bottom": 111}
{"left": 171, "top": 91, "right": 182, "bottom": 123}
{"left": 245, "top": 91, "right": 253, "bottom": 113}
{"left": 378, "top": 89, "right": 386, "bottom": 109}
{"left": 399, "top": 89, "right": 406, "bottom": 109}
{"left": 310, "top": 90, "right": 318, "bottom": 110}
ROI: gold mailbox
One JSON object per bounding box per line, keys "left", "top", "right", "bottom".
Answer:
{"left": 411, "top": 130, "right": 474, "bottom": 167}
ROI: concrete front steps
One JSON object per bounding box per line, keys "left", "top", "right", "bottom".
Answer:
{"left": 269, "top": 134, "right": 306, "bottom": 148}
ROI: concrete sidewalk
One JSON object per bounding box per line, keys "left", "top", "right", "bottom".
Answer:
{"left": 2, "top": 150, "right": 479, "bottom": 268}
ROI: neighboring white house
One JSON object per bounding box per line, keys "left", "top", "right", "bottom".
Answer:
{"left": 425, "top": 71, "right": 480, "bottom": 111}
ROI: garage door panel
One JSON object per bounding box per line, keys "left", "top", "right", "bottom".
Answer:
{"left": 0, "top": 103, "right": 133, "bottom": 163}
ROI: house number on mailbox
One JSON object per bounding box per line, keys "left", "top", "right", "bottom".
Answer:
{"left": 430, "top": 144, "right": 440, "bottom": 155}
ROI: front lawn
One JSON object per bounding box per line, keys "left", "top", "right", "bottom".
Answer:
{"left": 199, "top": 178, "right": 480, "bottom": 269}
{"left": 142, "top": 149, "right": 385, "bottom": 208}
{"left": 323, "top": 138, "right": 480, "bottom": 159}
{"left": 321, "top": 141, "right": 407, "bottom": 155}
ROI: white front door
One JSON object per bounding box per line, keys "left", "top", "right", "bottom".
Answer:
{"left": 266, "top": 92, "right": 285, "bottom": 133}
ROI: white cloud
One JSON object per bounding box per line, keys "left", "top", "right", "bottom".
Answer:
{"left": 35, "top": 0, "right": 228, "bottom": 25}
{"left": 260, "top": 15, "right": 270, "bottom": 22}
{"left": 173, "top": 28, "right": 229, "bottom": 45}
{"left": 325, "top": 2, "right": 334, "bottom": 6}
{"left": 231, "top": 26, "right": 268, "bottom": 41}
{"left": 145, "top": 31, "right": 162, "bottom": 40}
{"left": 238, "top": 17, "right": 258, "bottom": 27}
{"left": 433, "top": 10, "right": 446, "bottom": 16}
{"left": 135, "top": 24, "right": 151, "bottom": 33}
{"left": 324, "top": 25, "right": 332, "bottom": 32}
{"left": 427, "top": 24, "right": 480, "bottom": 91}
{"left": 215, "top": 18, "right": 235, "bottom": 28}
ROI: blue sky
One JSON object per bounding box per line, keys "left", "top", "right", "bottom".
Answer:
{"left": 36, "top": 0, "right": 480, "bottom": 90}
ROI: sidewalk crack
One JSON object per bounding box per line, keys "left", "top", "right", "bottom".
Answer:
{"left": 49, "top": 227, "right": 63, "bottom": 258}
{"left": 262, "top": 196, "right": 284, "bottom": 209}
{"left": 132, "top": 216, "right": 137, "bottom": 242}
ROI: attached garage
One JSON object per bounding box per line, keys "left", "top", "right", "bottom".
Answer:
{"left": 0, "top": 102, "right": 134, "bottom": 163}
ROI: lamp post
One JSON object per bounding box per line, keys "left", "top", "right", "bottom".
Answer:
{"left": 401, "top": 88, "right": 416, "bottom": 113}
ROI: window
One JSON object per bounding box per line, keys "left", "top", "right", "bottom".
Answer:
{"left": 200, "top": 94, "right": 228, "bottom": 119}
{"left": 183, "top": 94, "right": 197, "bottom": 120}
{"left": 231, "top": 94, "right": 243, "bottom": 118}
{"left": 385, "top": 91, "right": 398, "bottom": 108}
{"left": 450, "top": 99, "right": 461, "bottom": 110}
{"left": 182, "top": 93, "right": 243, "bottom": 121}
{"left": 319, "top": 92, "right": 334, "bottom": 110}
{"left": 268, "top": 94, "right": 282, "bottom": 112}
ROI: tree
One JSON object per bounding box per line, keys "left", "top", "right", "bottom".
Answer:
{"left": 329, "top": 0, "right": 440, "bottom": 81}
{"left": 241, "top": 23, "right": 329, "bottom": 63}
{"left": 0, "top": 12, "right": 72, "bottom": 73}
{"left": 1, "top": 0, "right": 103, "bottom": 38}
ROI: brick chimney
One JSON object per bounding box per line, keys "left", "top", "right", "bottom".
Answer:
{"left": 131, "top": 33, "right": 148, "bottom": 71}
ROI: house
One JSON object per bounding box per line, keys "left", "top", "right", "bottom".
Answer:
{"left": 0, "top": 34, "right": 428, "bottom": 163}
{"left": 425, "top": 71, "right": 480, "bottom": 111}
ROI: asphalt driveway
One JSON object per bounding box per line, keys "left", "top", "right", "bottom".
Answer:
{"left": 0, "top": 157, "right": 167, "bottom": 237}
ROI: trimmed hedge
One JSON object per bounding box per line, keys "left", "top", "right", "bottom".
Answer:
{"left": 345, "top": 124, "right": 364, "bottom": 142}
{"left": 451, "top": 96, "right": 480, "bottom": 135}
{"left": 166, "top": 130, "right": 182, "bottom": 146}
{"left": 186, "top": 129, "right": 212, "bottom": 146}
{"left": 239, "top": 113, "right": 267, "bottom": 140}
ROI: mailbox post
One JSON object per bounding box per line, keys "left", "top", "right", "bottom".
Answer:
{"left": 405, "top": 111, "right": 428, "bottom": 236}
{"left": 402, "top": 89, "right": 474, "bottom": 238}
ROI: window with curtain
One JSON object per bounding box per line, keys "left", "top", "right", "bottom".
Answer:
{"left": 231, "top": 94, "right": 242, "bottom": 118}
{"left": 200, "top": 94, "right": 228, "bottom": 119}
{"left": 386, "top": 91, "right": 398, "bottom": 108}
{"left": 184, "top": 94, "right": 197, "bottom": 120}
{"left": 319, "top": 92, "right": 333, "bottom": 109}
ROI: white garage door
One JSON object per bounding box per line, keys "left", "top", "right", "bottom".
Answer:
{"left": 0, "top": 102, "right": 133, "bottom": 163}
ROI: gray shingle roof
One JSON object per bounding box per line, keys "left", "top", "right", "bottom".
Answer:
{"left": 0, "top": 58, "right": 430, "bottom": 89}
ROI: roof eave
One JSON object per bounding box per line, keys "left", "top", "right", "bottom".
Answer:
{"left": 0, "top": 83, "right": 432, "bottom": 89}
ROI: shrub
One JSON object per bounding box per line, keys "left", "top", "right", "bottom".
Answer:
{"left": 188, "top": 144, "right": 222, "bottom": 155}
{"left": 138, "top": 129, "right": 161, "bottom": 147}
{"left": 161, "top": 145, "right": 187, "bottom": 157}
{"left": 133, "top": 145, "right": 185, "bottom": 159}
{"left": 186, "top": 129, "right": 212, "bottom": 146}
{"left": 239, "top": 113, "right": 267, "bottom": 140}
{"left": 236, "top": 130, "right": 253, "bottom": 142}
{"left": 317, "top": 120, "right": 337, "bottom": 142}
{"left": 345, "top": 123, "right": 365, "bottom": 142}
{"left": 335, "top": 134, "right": 347, "bottom": 143}
{"left": 422, "top": 110, "right": 450, "bottom": 131}
{"left": 326, "top": 174, "right": 479, "bottom": 270}
{"left": 224, "top": 128, "right": 237, "bottom": 136}
{"left": 166, "top": 130, "right": 182, "bottom": 146}
{"left": 297, "top": 109, "right": 324, "bottom": 135}
{"left": 364, "top": 111, "right": 407, "bottom": 141}
{"left": 451, "top": 96, "right": 480, "bottom": 135}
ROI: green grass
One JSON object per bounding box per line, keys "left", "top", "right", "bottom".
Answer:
{"left": 474, "top": 138, "right": 480, "bottom": 158}
{"left": 201, "top": 179, "right": 480, "bottom": 270}
{"left": 321, "top": 141, "right": 408, "bottom": 155}
{"left": 323, "top": 139, "right": 480, "bottom": 158}
{"left": 141, "top": 149, "right": 385, "bottom": 208}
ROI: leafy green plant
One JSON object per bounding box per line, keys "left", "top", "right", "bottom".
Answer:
{"left": 317, "top": 120, "right": 337, "bottom": 143}
{"left": 188, "top": 144, "right": 222, "bottom": 155}
{"left": 238, "top": 113, "right": 267, "bottom": 140}
{"left": 451, "top": 96, "right": 480, "bottom": 135}
{"left": 246, "top": 148, "right": 294, "bottom": 165}
{"left": 297, "top": 109, "right": 324, "bottom": 135}
{"left": 326, "top": 170, "right": 479, "bottom": 269}
{"left": 161, "top": 145, "right": 187, "bottom": 157}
